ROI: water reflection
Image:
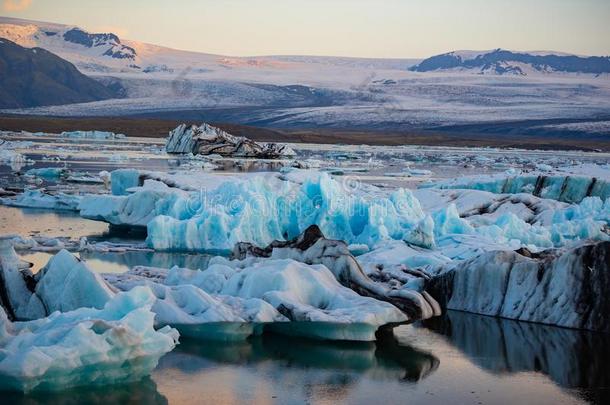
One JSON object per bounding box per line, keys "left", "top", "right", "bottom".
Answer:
{"left": 3, "top": 378, "right": 167, "bottom": 405}
{"left": 420, "top": 310, "right": 610, "bottom": 404}
{"left": 169, "top": 333, "right": 439, "bottom": 383}
{"left": 79, "top": 250, "right": 214, "bottom": 273}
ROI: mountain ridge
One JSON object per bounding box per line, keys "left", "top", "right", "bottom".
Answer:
{"left": 0, "top": 38, "right": 120, "bottom": 108}
{"left": 410, "top": 48, "right": 610, "bottom": 75}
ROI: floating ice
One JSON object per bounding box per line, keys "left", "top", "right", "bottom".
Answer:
{"left": 423, "top": 170, "right": 610, "bottom": 203}
{"left": 106, "top": 266, "right": 286, "bottom": 341}
{"left": 25, "top": 167, "right": 67, "bottom": 179}
{"left": 427, "top": 241, "right": 610, "bottom": 332}
{"left": 166, "top": 123, "right": 295, "bottom": 158}
{"left": 1, "top": 189, "right": 81, "bottom": 211}
{"left": 165, "top": 259, "right": 408, "bottom": 341}
{"left": 60, "top": 130, "right": 126, "bottom": 140}
{"left": 146, "top": 171, "right": 428, "bottom": 252}
{"left": 0, "top": 287, "right": 178, "bottom": 392}
{"left": 25, "top": 250, "right": 115, "bottom": 319}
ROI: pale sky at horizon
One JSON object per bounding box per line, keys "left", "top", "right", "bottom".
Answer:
{"left": 1, "top": 0, "right": 609, "bottom": 58}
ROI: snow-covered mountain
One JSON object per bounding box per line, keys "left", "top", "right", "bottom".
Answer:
{"left": 410, "top": 49, "right": 610, "bottom": 76}
{"left": 1, "top": 17, "right": 609, "bottom": 134}
{"left": 0, "top": 16, "right": 417, "bottom": 76}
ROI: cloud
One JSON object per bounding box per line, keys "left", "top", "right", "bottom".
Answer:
{"left": 3, "top": 0, "right": 32, "bottom": 12}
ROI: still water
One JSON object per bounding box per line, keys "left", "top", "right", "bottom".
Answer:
{"left": 2, "top": 206, "right": 610, "bottom": 404}
{"left": 3, "top": 311, "right": 608, "bottom": 404}
{"left": 2, "top": 135, "right": 610, "bottom": 404}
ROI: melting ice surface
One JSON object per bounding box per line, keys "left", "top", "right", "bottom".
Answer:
{"left": 1, "top": 131, "right": 610, "bottom": 400}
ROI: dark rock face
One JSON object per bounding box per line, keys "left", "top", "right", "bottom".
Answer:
{"left": 63, "top": 28, "right": 120, "bottom": 48}
{"left": 427, "top": 241, "right": 610, "bottom": 332}
{"left": 0, "top": 39, "right": 120, "bottom": 108}
{"left": 63, "top": 28, "right": 136, "bottom": 60}
{"left": 410, "top": 49, "right": 610, "bottom": 75}
{"left": 233, "top": 225, "right": 441, "bottom": 321}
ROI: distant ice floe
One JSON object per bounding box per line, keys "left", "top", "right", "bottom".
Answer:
{"left": 422, "top": 164, "right": 610, "bottom": 203}
{"left": 0, "top": 140, "right": 34, "bottom": 171}
{"left": 166, "top": 123, "right": 296, "bottom": 158}
{"left": 60, "top": 130, "right": 126, "bottom": 140}
{"left": 1, "top": 189, "right": 81, "bottom": 211}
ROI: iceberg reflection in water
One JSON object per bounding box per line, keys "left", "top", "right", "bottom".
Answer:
{"left": 419, "top": 310, "right": 610, "bottom": 404}
{"left": 2, "top": 309, "right": 609, "bottom": 403}
{"left": 2, "top": 378, "right": 168, "bottom": 405}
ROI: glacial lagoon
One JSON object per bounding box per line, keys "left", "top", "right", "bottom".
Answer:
{"left": 1, "top": 132, "right": 609, "bottom": 403}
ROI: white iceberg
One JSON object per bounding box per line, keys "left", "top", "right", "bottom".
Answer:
{"left": 24, "top": 250, "right": 116, "bottom": 319}
{"left": 60, "top": 130, "right": 126, "bottom": 140}
{"left": 164, "top": 259, "right": 408, "bottom": 341}
{"left": 1, "top": 190, "right": 81, "bottom": 211}
{"left": 0, "top": 287, "right": 178, "bottom": 392}
{"left": 106, "top": 267, "right": 286, "bottom": 341}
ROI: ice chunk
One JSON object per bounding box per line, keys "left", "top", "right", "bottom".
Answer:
{"left": 167, "top": 259, "right": 407, "bottom": 341}
{"left": 0, "top": 236, "right": 34, "bottom": 321}
{"left": 110, "top": 169, "right": 142, "bottom": 196}
{"left": 0, "top": 287, "right": 178, "bottom": 392}
{"left": 25, "top": 167, "right": 67, "bottom": 179}
{"left": 1, "top": 190, "right": 81, "bottom": 211}
{"left": 427, "top": 241, "right": 610, "bottom": 332}
{"left": 26, "top": 250, "right": 115, "bottom": 318}
{"left": 60, "top": 130, "right": 125, "bottom": 140}
{"left": 106, "top": 268, "right": 286, "bottom": 341}
{"left": 166, "top": 123, "right": 295, "bottom": 158}
{"left": 424, "top": 172, "right": 610, "bottom": 203}
{"left": 147, "top": 172, "right": 427, "bottom": 252}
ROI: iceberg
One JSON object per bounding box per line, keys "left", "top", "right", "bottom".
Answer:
{"left": 60, "top": 130, "right": 126, "bottom": 140}
{"left": 0, "top": 189, "right": 81, "bottom": 211}
{"left": 25, "top": 167, "right": 68, "bottom": 179}
{"left": 423, "top": 172, "right": 610, "bottom": 203}
{"left": 0, "top": 287, "right": 178, "bottom": 392}
{"left": 146, "top": 171, "right": 429, "bottom": 252}
{"left": 0, "top": 236, "right": 35, "bottom": 321}
{"left": 164, "top": 258, "right": 408, "bottom": 341}
{"left": 427, "top": 240, "right": 610, "bottom": 332}
{"left": 78, "top": 168, "right": 609, "bottom": 256}
{"left": 166, "top": 123, "right": 296, "bottom": 158}
{"left": 106, "top": 267, "right": 286, "bottom": 341}
{"left": 232, "top": 225, "right": 441, "bottom": 320}
{"left": 24, "top": 249, "right": 116, "bottom": 319}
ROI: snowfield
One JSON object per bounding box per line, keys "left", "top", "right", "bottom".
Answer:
{"left": 1, "top": 17, "right": 609, "bottom": 132}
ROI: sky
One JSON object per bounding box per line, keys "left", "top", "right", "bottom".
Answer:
{"left": 1, "top": 0, "right": 609, "bottom": 58}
